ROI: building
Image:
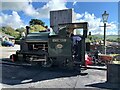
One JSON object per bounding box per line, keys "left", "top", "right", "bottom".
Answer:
{"left": 0, "top": 32, "right": 15, "bottom": 46}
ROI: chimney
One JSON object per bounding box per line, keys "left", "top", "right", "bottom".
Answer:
{"left": 26, "top": 26, "right": 30, "bottom": 35}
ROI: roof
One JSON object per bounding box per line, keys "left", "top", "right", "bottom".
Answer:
{"left": 59, "top": 22, "right": 88, "bottom": 30}
{"left": 0, "top": 32, "right": 15, "bottom": 39}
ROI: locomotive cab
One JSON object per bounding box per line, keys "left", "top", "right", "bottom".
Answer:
{"left": 48, "top": 22, "right": 88, "bottom": 69}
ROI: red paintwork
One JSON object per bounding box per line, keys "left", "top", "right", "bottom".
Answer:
{"left": 85, "top": 54, "right": 93, "bottom": 66}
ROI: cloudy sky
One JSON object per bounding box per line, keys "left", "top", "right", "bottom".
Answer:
{"left": 0, "top": 0, "right": 119, "bottom": 35}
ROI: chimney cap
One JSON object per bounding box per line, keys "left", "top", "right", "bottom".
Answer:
{"left": 26, "top": 26, "right": 30, "bottom": 29}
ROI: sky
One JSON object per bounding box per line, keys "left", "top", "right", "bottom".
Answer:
{"left": 0, "top": 0, "right": 119, "bottom": 35}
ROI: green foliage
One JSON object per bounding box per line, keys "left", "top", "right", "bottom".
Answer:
{"left": 87, "top": 34, "right": 119, "bottom": 43}
{"left": 75, "top": 29, "right": 81, "bottom": 35}
{"left": 16, "top": 27, "right": 26, "bottom": 33}
{"left": 107, "top": 38, "right": 120, "bottom": 42}
{"left": 106, "top": 35, "right": 119, "bottom": 42}
{"left": 15, "top": 27, "right": 26, "bottom": 38}
{"left": 29, "top": 19, "right": 45, "bottom": 26}
{"left": 29, "top": 25, "right": 46, "bottom": 33}
{"left": 117, "top": 38, "right": 120, "bottom": 42}
{"left": 0, "top": 19, "right": 46, "bottom": 40}
{"left": 87, "top": 35, "right": 102, "bottom": 42}
{"left": 1, "top": 26, "right": 20, "bottom": 40}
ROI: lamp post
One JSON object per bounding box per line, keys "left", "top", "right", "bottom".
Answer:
{"left": 102, "top": 11, "right": 109, "bottom": 54}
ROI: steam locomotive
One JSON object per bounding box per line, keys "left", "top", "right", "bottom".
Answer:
{"left": 11, "top": 22, "right": 88, "bottom": 71}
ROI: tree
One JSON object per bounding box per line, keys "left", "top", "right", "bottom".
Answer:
{"left": 30, "top": 25, "right": 46, "bottom": 32}
{"left": 1, "top": 26, "right": 20, "bottom": 40}
{"left": 87, "top": 35, "right": 102, "bottom": 43}
{"left": 29, "top": 19, "right": 45, "bottom": 26}
{"left": 114, "top": 37, "right": 120, "bottom": 42}
{"left": 16, "top": 27, "right": 26, "bottom": 33}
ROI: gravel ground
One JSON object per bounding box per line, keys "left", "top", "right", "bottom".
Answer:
{"left": 0, "top": 45, "right": 119, "bottom": 89}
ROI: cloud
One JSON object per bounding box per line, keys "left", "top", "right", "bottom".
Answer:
{"left": 106, "top": 31, "right": 118, "bottom": 35}
{"left": 74, "top": 12, "right": 118, "bottom": 35}
{"left": 73, "top": 1, "right": 77, "bottom": 6}
{"left": 73, "top": 12, "right": 84, "bottom": 20}
{"left": 0, "top": 11, "right": 25, "bottom": 29}
{"left": 1, "top": 2, "right": 41, "bottom": 18}
{"left": 107, "top": 22, "right": 117, "bottom": 30}
{"left": 35, "top": 0, "right": 67, "bottom": 18}
{"left": 1, "top": 0, "right": 118, "bottom": 35}
{"left": 0, "top": 0, "right": 67, "bottom": 28}
{"left": 1, "top": 0, "right": 67, "bottom": 18}
{"left": 43, "top": 0, "right": 67, "bottom": 10}
{"left": 1, "top": 2, "right": 29, "bottom": 11}
{"left": 0, "top": 0, "right": 67, "bottom": 29}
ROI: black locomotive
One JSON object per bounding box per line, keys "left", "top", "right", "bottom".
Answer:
{"left": 11, "top": 22, "right": 88, "bottom": 71}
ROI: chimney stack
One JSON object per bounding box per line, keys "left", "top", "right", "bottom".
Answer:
{"left": 26, "top": 26, "right": 30, "bottom": 35}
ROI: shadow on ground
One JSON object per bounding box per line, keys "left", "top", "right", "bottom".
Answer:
{"left": 85, "top": 82, "right": 120, "bottom": 89}
{"left": 2, "top": 60, "right": 87, "bottom": 85}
